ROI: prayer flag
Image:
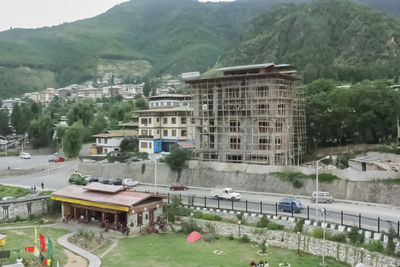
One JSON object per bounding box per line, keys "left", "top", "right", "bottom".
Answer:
{"left": 44, "top": 257, "right": 47, "bottom": 266}
{"left": 47, "top": 259, "right": 51, "bottom": 266}
{"left": 47, "top": 239, "right": 53, "bottom": 258}
{"left": 40, "top": 254, "right": 44, "bottom": 263}
{"left": 40, "top": 234, "right": 46, "bottom": 252}
{"left": 25, "top": 246, "right": 35, "bottom": 252}
{"left": 34, "top": 247, "right": 40, "bottom": 257}
{"left": 35, "top": 227, "right": 38, "bottom": 244}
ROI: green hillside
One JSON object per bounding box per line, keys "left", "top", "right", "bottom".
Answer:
{"left": 0, "top": 0, "right": 399, "bottom": 99}
{"left": 219, "top": 0, "right": 400, "bottom": 83}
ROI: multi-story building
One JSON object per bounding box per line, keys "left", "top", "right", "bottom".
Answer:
{"left": 138, "top": 106, "right": 194, "bottom": 154}
{"left": 148, "top": 94, "right": 191, "bottom": 109}
{"left": 185, "top": 63, "right": 306, "bottom": 166}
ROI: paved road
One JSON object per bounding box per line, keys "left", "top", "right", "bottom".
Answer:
{"left": 135, "top": 184, "right": 400, "bottom": 233}
{"left": 0, "top": 155, "right": 55, "bottom": 170}
{"left": 0, "top": 159, "right": 79, "bottom": 190}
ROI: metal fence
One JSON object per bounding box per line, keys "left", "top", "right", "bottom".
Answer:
{"left": 145, "top": 190, "right": 400, "bottom": 235}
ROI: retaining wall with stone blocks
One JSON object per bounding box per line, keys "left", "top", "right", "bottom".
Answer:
{"left": 0, "top": 195, "right": 49, "bottom": 220}
{"left": 187, "top": 218, "right": 400, "bottom": 267}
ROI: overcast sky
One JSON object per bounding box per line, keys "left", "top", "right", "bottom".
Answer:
{"left": 0, "top": 0, "right": 129, "bottom": 32}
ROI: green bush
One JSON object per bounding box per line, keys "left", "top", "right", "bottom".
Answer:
{"left": 227, "top": 234, "right": 235, "bottom": 240}
{"left": 181, "top": 218, "right": 200, "bottom": 234}
{"left": 313, "top": 227, "right": 324, "bottom": 239}
{"left": 386, "top": 228, "right": 396, "bottom": 255}
{"left": 239, "top": 235, "right": 251, "bottom": 243}
{"left": 203, "top": 233, "right": 216, "bottom": 243}
{"left": 256, "top": 216, "right": 270, "bottom": 228}
{"left": 329, "top": 234, "right": 347, "bottom": 243}
{"left": 347, "top": 227, "right": 364, "bottom": 245}
{"left": 193, "top": 211, "right": 222, "bottom": 221}
{"left": 293, "top": 219, "right": 305, "bottom": 233}
{"left": 364, "top": 240, "right": 384, "bottom": 253}
{"left": 267, "top": 222, "right": 284, "bottom": 230}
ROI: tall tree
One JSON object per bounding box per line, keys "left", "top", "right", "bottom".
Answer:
{"left": 0, "top": 109, "right": 10, "bottom": 137}
{"left": 62, "top": 121, "right": 85, "bottom": 158}
{"left": 28, "top": 114, "right": 53, "bottom": 148}
{"left": 67, "top": 100, "right": 95, "bottom": 127}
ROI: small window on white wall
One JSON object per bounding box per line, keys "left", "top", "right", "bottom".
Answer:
{"left": 149, "top": 142, "right": 152, "bottom": 149}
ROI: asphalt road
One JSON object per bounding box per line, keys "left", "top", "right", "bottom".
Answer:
{"left": 135, "top": 184, "right": 400, "bottom": 233}
{"left": 0, "top": 155, "right": 55, "bottom": 170}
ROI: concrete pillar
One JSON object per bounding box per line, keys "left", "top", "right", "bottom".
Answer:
{"left": 73, "top": 207, "right": 77, "bottom": 220}
{"left": 114, "top": 213, "right": 118, "bottom": 225}
{"left": 101, "top": 212, "right": 105, "bottom": 225}
{"left": 85, "top": 209, "right": 89, "bottom": 223}
{"left": 61, "top": 203, "right": 64, "bottom": 218}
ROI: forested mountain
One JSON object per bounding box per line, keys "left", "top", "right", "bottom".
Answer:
{"left": 0, "top": 0, "right": 399, "bottom": 99}
{"left": 355, "top": 0, "right": 400, "bottom": 16}
{"left": 219, "top": 0, "right": 400, "bottom": 83}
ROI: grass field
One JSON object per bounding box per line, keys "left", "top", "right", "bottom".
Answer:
{"left": 0, "top": 227, "right": 70, "bottom": 266}
{"left": 0, "top": 184, "right": 30, "bottom": 199}
{"left": 102, "top": 234, "right": 349, "bottom": 267}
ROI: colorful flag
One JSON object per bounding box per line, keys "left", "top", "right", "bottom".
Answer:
{"left": 47, "top": 239, "right": 53, "bottom": 258}
{"left": 34, "top": 247, "right": 40, "bottom": 257}
{"left": 35, "top": 227, "right": 38, "bottom": 244}
{"left": 44, "top": 257, "right": 48, "bottom": 266}
{"left": 40, "top": 234, "right": 46, "bottom": 252}
{"left": 47, "top": 259, "right": 51, "bottom": 266}
{"left": 25, "top": 246, "right": 35, "bottom": 252}
{"left": 39, "top": 254, "right": 44, "bottom": 263}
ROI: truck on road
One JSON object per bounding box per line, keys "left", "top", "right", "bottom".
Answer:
{"left": 211, "top": 188, "right": 241, "bottom": 201}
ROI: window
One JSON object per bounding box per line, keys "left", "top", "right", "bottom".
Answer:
{"left": 230, "top": 136, "right": 240, "bottom": 149}
{"left": 278, "top": 104, "right": 286, "bottom": 115}
{"left": 157, "top": 118, "right": 160, "bottom": 122}
{"left": 104, "top": 138, "right": 108, "bottom": 144}
{"left": 157, "top": 129, "right": 160, "bottom": 134}
{"left": 259, "top": 121, "right": 269, "bottom": 133}
{"left": 141, "top": 130, "right": 147, "bottom": 136}
{"left": 172, "top": 117, "right": 176, "bottom": 124}
{"left": 181, "top": 117, "right": 187, "bottom": 124}
{"left": 149, "top": 142, "right": 152, "bottom": 149}
{"left": 163, "top": 130, "right": 168, "bottom": 136}
{"left": 172, "top": 130, "right": 177, "bottom": 136}
{"left": 163, "top": 118, "right": 168, "bottom": 124}
{"left": 256, "top": 86, "right": 269, "bottom": 97}
{"left": 141, "top": 142, "right": 148, "bottom": 148}
{"left": 149, "top": 130, "right": 152, "bottom": 135}
{"left": 230, "top": 120, "right": 240, "bottom": 133}
{"left": 149, "top": 118, "right": 152, "bottom": 124}
{"left": 276, "top": 119, "right": 283, "bottom": 133}
{"left": 259, "top": 138, "right": 270, "bottom": 150}
{"left": 141, "top": 118, "right": 147, "bottom": 124}
{"left": 167, "top": 102, "right": 172, "bottom": 106}
{"left": 275, "top": 138, "right": 282, "bottom": 150}
{"left": 181, "top": 130, "right": 187, "bottom": 136}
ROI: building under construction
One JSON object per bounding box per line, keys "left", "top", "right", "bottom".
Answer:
{"left": 184, "top": 63, "right": 306, "bottom": 166}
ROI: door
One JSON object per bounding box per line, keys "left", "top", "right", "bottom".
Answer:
{"left": 137, "top": 212, "right": 143, "bottom": 226}
{"left": 149, "top": 209, "right": 154, "bottom": 224}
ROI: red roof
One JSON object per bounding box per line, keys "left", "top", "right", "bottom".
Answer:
{"left": 52, "top": 185, "right": 158, "bottom": 207}
{"left": 92, "top": 133, "right": 110, "bottom": 138}
{"left": 177, "top": 142, "right": 195, "bottom": 149}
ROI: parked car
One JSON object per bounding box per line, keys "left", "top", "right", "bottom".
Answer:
{"left": 89, "top": 176, "right": 99, "bottom": 183}
{"left": 1, "top": 196, "right": 15, "bottom": 201}
{"left": 55, "top": 157, "right": 65, "bottom": 162}
{"left": 278, "top": 199, "right": 303, "bottom": 213}
{"left": 48, "top": 156, "right": 57, "bottom": 162}
{"left": 311, "top": 191, "right": 333, "bottom": 203}
{"left": 109, "top": 178, "right": 123, "bottom": 185}
{"left": 98, "top": 177, "right": 110, "bottom": 184}
{"left": 84, "top": 175, "right": 93, "bottom": 182}
{"left": 211, "top": 188, "right": 241, "bottom": 201}
{"left": 122, "top": 179, "right": 140, "bottom": 187}
{"left": 169, "top": 184, "right": 188, "bottom": 191}
{"left": 20, "top": 152, "right": 31, "bottom": 159}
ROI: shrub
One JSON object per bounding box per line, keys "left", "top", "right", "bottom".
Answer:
{"left": 239, "top": 235, "right": 251, "bottom": 243}
{"left": 259, "top": 239, "right": 268, "bottom": 254}
{"left": 293, "top": 219, "right": 305, "bottom": 233}
{"left": 292, "top": 179, "right": 304, "bottom": 188}
{"left": 15, "top": 215, "right": 21, "bottom": 222}
{"left": 203, "top": 233, "right": 216, "bottom": 243}
{"left": 267, "top": 222, "right": 284, "bottom": 230}
{"left": 363, "top": 240, "right": 384, "bottom": 252}
{"left": 227, "top": 234, "right": 235, "bottom": 240}
{"left": 181, "top": 218, "right": 200, "bottom": 234}
{"left": 329, "top": 234, "right": 347, "bottom": 243}
{"left": 204, "top": 222, "right": 216, "bottom": 234}
{"left": 347, "top": 227, "right": 364, "bottom": 245}
{"left": 386, "top": 228, "right": 396, "bottom": 255}
{"left": 313, "top": 227, "right": 324, "bottom": 239}
{"left": 256, "top": 216, "right": 270, "bottom": 228}
{"left": 193, "top": 211, "right": 222, "bottom": 221}
{"left": 29, "top": 214, "right": 36, "bottom": 221}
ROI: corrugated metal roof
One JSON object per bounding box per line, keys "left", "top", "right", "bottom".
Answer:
{"left": 83, "top": 183, "right": 124, "bottom": 193}
{"left": 52, "top": 185, "right": 155, "bottom": 207}
{"left": 177, "top": 142, "right": 195, "bottom": 149}
{"left": 216, "top": 63, "right": 274, "bottom": 72}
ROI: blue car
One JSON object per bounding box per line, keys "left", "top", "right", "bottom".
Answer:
{"left": 278, "top": 199, "right": 303, "bottom": 213}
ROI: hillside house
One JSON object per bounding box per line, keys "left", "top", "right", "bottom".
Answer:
{"left": 91, "top": 130, "right": 138, "bottom": 155}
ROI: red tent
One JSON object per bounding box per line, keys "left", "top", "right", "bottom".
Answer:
{"left": 187, "top": 231, "right": 202, "bottom": 242}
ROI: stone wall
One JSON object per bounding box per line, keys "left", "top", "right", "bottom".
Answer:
{"left": 0, "top": 195, "right": 49, "bottom": 220}
{"left": 78, "top": 161, "right": 400, "bottom": 206}
{"left": 189, "top": 218, "right": 400, "bottom": 267}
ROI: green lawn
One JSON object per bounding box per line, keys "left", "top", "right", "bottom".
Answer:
{"left": 0, "top": 227, "right": 70, "bottom": 266}
{"left": 102, "top": 234, "right": 349, "bottom": 267}
{"left": 0, "top": 184, "right": 30, "bottom": 199}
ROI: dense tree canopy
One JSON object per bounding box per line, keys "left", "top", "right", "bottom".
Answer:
{"left": 62, "top": 121, "right": 86, "bottom": 158}
{"left": 67, "top": 99, "right": 95, "bottom": 127}
{"left": 28, "top": 114, "right": 53, "bottom": 148}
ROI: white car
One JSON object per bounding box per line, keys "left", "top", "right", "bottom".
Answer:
{"left": 20, "top": 152, "right": 31, "bottom": 159}
{"left": 122, "top": 179, "right": 140, "bottom": 187}
{"left": 1, "top": 196, "right": 15, "bottom": 201}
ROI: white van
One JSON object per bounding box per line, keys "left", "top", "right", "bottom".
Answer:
{"left": 311, "top": 191, "right": 333, "bottom": 203}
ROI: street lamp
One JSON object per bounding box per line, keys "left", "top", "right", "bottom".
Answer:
{"left": 238, "top": 220, "right": 241, "bottom": 238}
{"left": 297, "top": 231, "right": 301, "bottom": 255}
{"left": 315, "top": 156, "right": 330, "bottom": 218}
{"left": 321, "top": 208, "right": 327, "bottom": 266}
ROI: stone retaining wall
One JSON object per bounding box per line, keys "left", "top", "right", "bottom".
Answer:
{"left": 188, "top": 218, "right": 400, "bottom": 267}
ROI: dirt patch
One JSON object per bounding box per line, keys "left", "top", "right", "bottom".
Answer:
{"left": 64, "top": 249, "right": 87, "bottom": 267}
{"left": 11, "top": 230, "right": 27, "bottom": 235}
{"left": 68, "top": 230, "right": 110, "bottom": 254}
